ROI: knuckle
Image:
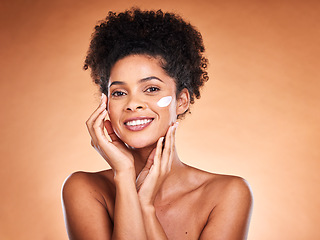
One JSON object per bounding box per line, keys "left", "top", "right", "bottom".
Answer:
{"left": 86, "top": 119, "right": 92, "bottom": 126}
{"left": 93, "top": 122, "right": 100, "bottom": 130}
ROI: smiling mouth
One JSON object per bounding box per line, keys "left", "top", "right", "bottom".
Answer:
{"left": 125, "top": 118, "right": 153, "bottom": 126}
{"left": 124, "top": 118, "right": 154, "bottom": 131}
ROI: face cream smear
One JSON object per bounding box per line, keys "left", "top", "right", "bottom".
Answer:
{"left": 157, "top": 96, "right": 172, "bottom": 107}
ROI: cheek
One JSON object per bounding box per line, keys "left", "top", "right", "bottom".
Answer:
{"left": 107, "top": 101, "right": 121, "bottom": 130}
{"left": 156, "top": 96, "right": 172, "bottom": 107}
{"left": 149, "top": 96, "right": 177, "bottom": 121}
{"left": 107, "top": 101, "right": 115, "bottom": 119}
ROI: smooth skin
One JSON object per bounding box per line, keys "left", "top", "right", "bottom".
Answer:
{"left": 62, "top": 55, "right": 253, "bottom": 240}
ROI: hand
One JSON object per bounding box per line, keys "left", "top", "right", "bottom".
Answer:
{"left": 136, "top": 122, "right": 178, "bottom": 206}
{"left": 86, "top": 93, "right": 135, "bottom": 175}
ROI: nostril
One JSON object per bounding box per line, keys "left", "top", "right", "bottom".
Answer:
{"left": 125, "top": 103, "right": 145, "bottom": 111}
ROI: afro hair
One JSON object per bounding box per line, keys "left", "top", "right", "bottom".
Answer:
{"left": 84, "top": 8, "right": 208, "bottom": 116}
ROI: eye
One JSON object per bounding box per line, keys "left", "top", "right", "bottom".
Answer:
{"left": 145, "top": 86, "right": 160, "bottom": 93}
{"left": 111, "top": 90, "right": 126, "bottom": 97}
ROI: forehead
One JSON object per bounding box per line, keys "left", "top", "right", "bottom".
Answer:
{"left": 109, "top": 54, "right": 176, "bottom": 87}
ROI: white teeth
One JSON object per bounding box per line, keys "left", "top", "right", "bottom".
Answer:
{"left": 126, "top": 119, "right": 152, "bottom": 126}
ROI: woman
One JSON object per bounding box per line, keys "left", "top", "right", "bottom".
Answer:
{"left": 62, "top": 8, "right": 253, "bottom": 240}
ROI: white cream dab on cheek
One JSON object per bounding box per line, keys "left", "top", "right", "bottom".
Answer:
{"left": 157, "top": 96, "right": 172, "bottom": 107}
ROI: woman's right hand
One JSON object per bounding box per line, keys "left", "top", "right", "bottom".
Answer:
{"left": 86, "top": 93, "right": 135, "bottom": 176}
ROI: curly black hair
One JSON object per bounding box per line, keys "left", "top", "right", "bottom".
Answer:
{"left": 84, "top": 8, "right": 208, "bottom": 116}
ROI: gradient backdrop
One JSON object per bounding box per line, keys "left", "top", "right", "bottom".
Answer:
{"left": 1, "top": 0, "right": 319, "bottom": 239}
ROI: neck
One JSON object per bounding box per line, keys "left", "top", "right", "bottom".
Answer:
{"left": 154, "top": 149, "right": 187, "bottom": 203}
{"left": 130, "top": 143, "right": 187, "bottom": 202}
{"left": 130, "top": 143, "right": 185, "bottom": 175}
{"left": 131, "top": 143, "right": 157, "bottom": 176}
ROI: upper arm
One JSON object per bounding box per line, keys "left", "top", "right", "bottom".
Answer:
{"left": 199, "top": 177, "right": 253, "bottom": 240}
{"left": 61, "top": 172, "right": 113, "bottom": 240}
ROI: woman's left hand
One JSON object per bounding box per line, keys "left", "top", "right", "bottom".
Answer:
{"left": 136, "top": 122, "right": 178, "bottom": 206}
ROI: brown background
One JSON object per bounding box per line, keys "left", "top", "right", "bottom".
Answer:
{"left": 1, "top": 0, "right": 319, "bottom": 239}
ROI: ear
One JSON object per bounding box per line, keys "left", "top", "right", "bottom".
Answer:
{"left": 176, "top": 88, "right": 190, "bottom": 116}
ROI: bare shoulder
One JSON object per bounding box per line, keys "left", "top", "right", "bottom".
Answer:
{"left": 207, "top": 172, "right": 252, "bottom": 204}
{"left": 62, "top": 169, "right": 115, "bottom": 207}
{"left": 186, "top": 165, "right": 253, "bottom": 207}
{"left": 61, "top": 170, "right": 115, "bottom": 239}
{"left": 63, "top": 169, "right": 114, "bottom": 186}
{"left": 186, "top": 167, "right": 253, "bottom": 239}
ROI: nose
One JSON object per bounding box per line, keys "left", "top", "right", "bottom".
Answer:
{"left": 125, "top": 95, "right": 147, "bottom": 111}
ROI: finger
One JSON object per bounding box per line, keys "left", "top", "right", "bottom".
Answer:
{"left": 153, "top": 137, "right": 164, "bottom": 172}
{"left": 144, "top": 148, "right": 157, "bottom": 170}
{"left": 165, "top": 124, "right": 175, "bottom": 170}
{"left": 104, "top": 120, "right": 120, "bottom": 142}
{"left": 87, "top": 94, "right": 107, "bottom": 125}
{"left": 168, "top": 122, "right": 178, "bottom": 169}
{"left": 137, "top": 137, "right": 163, "bottom": 191}
{"left": 92, "top": 109, "right": 109, "bottom": 144}
{"left": 136, "top": 149, "right": 156, "bottom": 191}
{"left": 161, "top": 124, "right": 174, "bottom": 166}
{"left": 86, "top": 94, "right": 107, "bottom": 144}
{"left": 86, "top": 102, "right": 106, "bottom": 134}
{"left": 87, "top": 104, "right": 107, "bottom": 146}
{"left": 86, "top": 94, "right": 107, "bottom": 133}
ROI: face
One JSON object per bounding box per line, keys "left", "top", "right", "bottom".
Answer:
{"left": 107, "top": 54, "right": 188, "bottom": 149}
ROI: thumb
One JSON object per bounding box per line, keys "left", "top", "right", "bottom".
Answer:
{"left": 136, "top": 148, "right": 156, "bottom": 191}
{"left": 104, "top": 119, "right": 121, "bottom": 142}
{"left": 144, "top": 147, "right": 157, "bottom": 170}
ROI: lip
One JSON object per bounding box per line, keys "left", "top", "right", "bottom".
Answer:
{"left": 123, "top": 117, "right": 154, "bottom": 132}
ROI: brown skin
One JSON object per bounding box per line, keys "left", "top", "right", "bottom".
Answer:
{"left": 62, "top": 55, "right": 253, "bottom": 240}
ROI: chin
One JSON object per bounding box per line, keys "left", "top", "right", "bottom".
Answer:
{"left": 113, "top": 123, "right": 169, "bottom": 149}
{"left": 121, "top": 135, "right": 159, "bottom": 149}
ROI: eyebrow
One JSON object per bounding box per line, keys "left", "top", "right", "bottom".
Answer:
{"left": 109, "top": 76, "right": 163, "bottom": 88}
